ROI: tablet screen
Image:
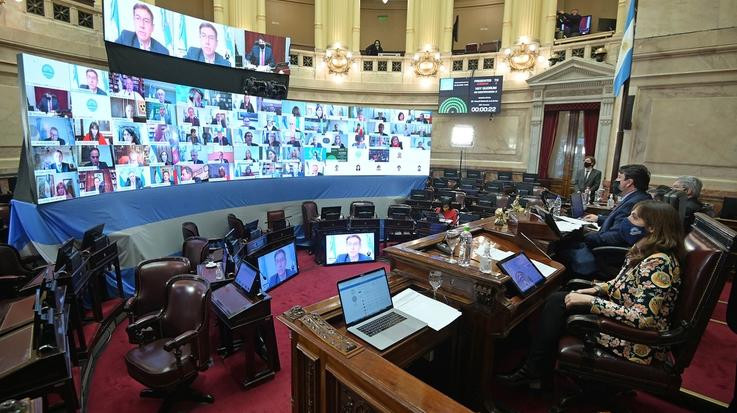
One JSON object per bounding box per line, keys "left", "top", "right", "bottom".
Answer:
{"left": 497, "top": 252, "right": 546, "bottom": 295}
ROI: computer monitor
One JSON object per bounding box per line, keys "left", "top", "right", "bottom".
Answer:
{"left": 522, "top": 173, "right": 538, "bottom": 184}
{"left": 410, "top": 189, "right": 430, "bottom": 201}
{"left": 245, "top": 219, "right": 259, "bottom": 233}
{"left": 579, "top": 15, "right": 592, "bottom": 35}
{"left": 321, "top": 206, "right": 342, "bottom": 220}
{"left": 54, "top": 238, "right": 76, "bottom": 272}
{"left": 355, "top": 205, "right": 375, "bottom": 219}
{"left": 324, "top": 232, "right": 376, "bottom": 266}
{"left": 80, "top": 224, "right": 105, "bottom": 251}
{"left": 465, "top": 170, "right": 483, "bottom": 179}
{"left": 479, "top": 195, "right": 497, "bottom": 208}
{"left": 570, "top": 193, "right": 585, "bottom": 219}
{"left": 257, "top": 242, "right": 299, "bottom": 292}
{"left": 223, "top": 228, "right": 239, "bottom": 256}
{"left": 388, "top": 205, "right": 411, "bottom": 220}
{"left": 246, "top": 233, "right": 267, "bottom": 256}
{"left": 234, "top": 260, "right": 259, "bottom": 295}
{"left": 497, "top": 171, "right": 513, "bottom": 181}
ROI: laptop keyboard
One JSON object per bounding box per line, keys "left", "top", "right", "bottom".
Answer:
{"left": 357, "top": 312, "right": 406, "bottom": 337}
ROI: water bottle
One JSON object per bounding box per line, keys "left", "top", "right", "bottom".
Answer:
{"left": 553, "top": 195, "right": 562, "bottom": 216}
{"left": 479, "top": 241, "right": 492, "bottom": 274}
{"left": 458, "top": 224, "right": 473, "bottom": 267}
{"left": 596, "top": 188, "right": 604, "bottom": 204}
{"left": 607, "top": 194, "right": 615, "bottom": 208}
{"left": 583, "top": 188, "right": 591, "bottom": 205}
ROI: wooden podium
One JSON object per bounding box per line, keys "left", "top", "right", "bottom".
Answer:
{"left": 279, "top": 216, "right": 566, "bottom": 411}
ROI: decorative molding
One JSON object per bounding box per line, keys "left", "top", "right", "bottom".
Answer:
{"left": 284, "top": 306, "right": 361, "bottom": 356}
{"left": 546, "top": 88, "right": 602, "bottom": 97}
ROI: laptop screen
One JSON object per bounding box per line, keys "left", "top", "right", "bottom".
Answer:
{"left": 497, "top": 252, "right": 546, "bottom": 295}
{"left": 571, "top": 193, "right": 584, "bottom": 218}
{"left": 234, "top": 261, "right": 258, "bottom": 294}
{"left": 337, "top": 268, "right": 392, "bottom": 326}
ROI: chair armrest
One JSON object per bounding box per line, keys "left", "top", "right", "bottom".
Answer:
{"left": 566, "top": 315, "right": 690, "bottom": 347}
{"left": 164, "top": 329, "right": 198, "bottom": 352}
{"left": 565, "top": 279, "right": 595, "bottom": 291}
{"left": 123, "top": 296, "right": 136, "bottom": 312}
{"left": 126, "top": 313, "right": 159, "bottom": 336}
{"left": 0, "top": 275, "right": 26, "bottom": 282}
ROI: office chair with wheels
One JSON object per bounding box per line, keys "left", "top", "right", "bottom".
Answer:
{"left": 182, "top": 237, "right": 208, "bottom": 273}
{"left": 554, "top": 213, "right": 736, "bottom": 411}
{"left": 124, "top": 257, "right": 191, "bottom": 336}
{"left": 125, "top": 275, "right": 213, "bottom": 412}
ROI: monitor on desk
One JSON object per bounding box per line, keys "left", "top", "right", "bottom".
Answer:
{"left": 234, "top": 259, "right": 259, "bottom": 295}
{"left": 245, "top": 220, "right": 259, "bottom": 236}
{"left": 54, "top": 238, "right": 77, "bottom": 272}
{"left": 410, "top": 189, "right": 431, "bottom": 201}
{"left": 497, "top": 171, "right": 513, "bottom": 181}
{"left": 570, "top": 192, "right": 585, "bottom": 218}
{"left": 80, "top": 224, "right": 104, "bottom": 251}
{"left": 325, "top": 232, "right": 376, "bottom": 266}
{"left": 321, "top": 206, "right": 342, "bottom": 220}
{"left": 246, "top": 233, "right": 267, "bottom": 256}
{"left": 497, "top": 251, "right": 546, "bottom": 295}
{"left": 257, "top": 242, "right": 299, "bottom": 292}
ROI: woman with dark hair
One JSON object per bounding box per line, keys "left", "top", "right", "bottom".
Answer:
{"left": 390, "top": 135, "right": 403, "bottom": 149}
{"left": 159, "top": 151, "right": 172, "bottom": 165}
{"left": 266, "top": 148, "right": 278, "bottom": 162}
{"left": 121, "top": 127, "right": 140, "bottom": 144}
{"left": 498, "top": 200, "right": 685, "bottom": 387}
{"left": 315, "top": 104, "right": 325, "bottom": 120}
{"left": 333, "top": 134, "right": 345, "bottom": 149}
{"left": 83, "top": 122, "right": 107, "bottom": 144}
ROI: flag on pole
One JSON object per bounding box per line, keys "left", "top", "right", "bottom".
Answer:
{"left": 613, "top": 0, "right": 636, "bottom": 96}
{"left": 178, "top": 14, "right": 187, "bottom": 53}
{"left": 109, "top": 0, "right": 120, "bottom": 38}
{"left": 161, "top": 9, "right": 173, "bottom": 50}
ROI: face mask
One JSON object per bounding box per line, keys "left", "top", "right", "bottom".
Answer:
{"left": 611, "top": 180, "right": 622, "bottom": 195}
{"left": 259, "top": 43, "right": 265, "bottom": 49}
{"left": 583, "top": 162, "right": 592, "bottom": 168}
{"left": 620, "top": 219, "right": 647, "bottom": 245}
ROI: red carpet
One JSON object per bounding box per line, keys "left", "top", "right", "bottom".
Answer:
{"left": 85, "top": 251, "right": 736, "bottom": 412}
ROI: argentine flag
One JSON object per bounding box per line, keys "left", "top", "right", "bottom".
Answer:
{"left": 613, "top": 0, "right": 636, "bottom": 96}
{"left": 109, "top": 0, "right": 120, "bottom": 38}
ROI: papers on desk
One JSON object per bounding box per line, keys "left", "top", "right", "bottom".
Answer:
{"left": 556, "top": 216, "right": 600, "bottom": 231}
{"left": 473, "top": 245, "right": 557, "bottom": 278}
{"left": 392, "top": 289, "right": 461, "bottom": 331}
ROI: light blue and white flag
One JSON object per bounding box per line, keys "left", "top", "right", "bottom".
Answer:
{"left": 178, "top": 14, "right": 187, "bottom": 52}
{"left": 613, "top": 0, "right": 636, "bottom": 96}
{"left": 161, "top": 9, "right": 173, "bottom": 50}
{"left": 109, "top": 0, "right": 120, "bottom": 38}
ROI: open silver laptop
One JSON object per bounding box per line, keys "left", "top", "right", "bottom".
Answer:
{"left": 337, "top": 268, "right": 426, "bottom": 351}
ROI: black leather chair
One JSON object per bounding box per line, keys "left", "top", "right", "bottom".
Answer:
{"left": 125, "top": 274, "right": 213, "bottom": 411}
{"left": 350, "top": 201, "right": 375, "bottom": 218}
{"left": 124, "top": 257, "right": 191, "bottom": 329}
{"left": 0, "top": 243, "right": 38, "bottom": 298}
{"left": 267, "top": 210, "right": 286, "bottom": 231}
{"left": 554, "top": 213, "right": 736, "bottom": 411}
{"left": 385, "top": 204, "right": 414, "bottom": 246}
{"left": 227, "top": 213, "right": 248, "bottom": 240}
{"left": 301, "top": 201, "right": 318, "bottom": 250}
{"left": 181, "top": 222, "right": 199, "bottom": 241}
{"left": 182, "top": 237, "right": 208, "bottom": 273}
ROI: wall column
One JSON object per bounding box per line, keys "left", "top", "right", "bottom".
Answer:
{"left": 512, "top": 0, "right": 542, "bottom": 43}
{"left": 229, "top": 0, "right": 266, "bottom": 32}
{"left": 538, "top": 0, "right": 557, "bottom": 45}
{"left": 213, "top": 0, "right": 228, "bottom": 24}
{"left": 501, "top": 0, "right": 512, "bottom": 48}
{"left": 314, "top": 0, "right": 361, "bottom": 52}
{"left": 615, "top": 0, "right": 629, "bottom": 35}
{"left": 405, "top": 0, "right": 453, "bottom": 53}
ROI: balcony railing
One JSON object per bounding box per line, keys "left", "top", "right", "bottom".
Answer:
{"left": 23, "top": 0, "right": 102, "bottom": 32}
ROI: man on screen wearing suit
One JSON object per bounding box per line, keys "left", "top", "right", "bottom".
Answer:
{"left": 267, "top": 249, "right": 296, "bottom": 289}
{"left": 48, "top": 150, "right": 75, "bottom": 173}
{"left": 115, "top": 3, "right": 169, "bottom": 55}
{"left": 571, "top": 155, "right": 601, "bottom": 203}
{"left": 246, "top": 38, "right": 275, "bottom": 69}
{"left": 184, "top": 22, "right": 230, "bottom": 66}
{"left": 38, "top": 93, "right": 60, "bottom": 113}
{"left": 79, "top": 69, "right": 107, "bottom": 96}
{"left": 335, "top": 235, "right": 371, "bottom": 263}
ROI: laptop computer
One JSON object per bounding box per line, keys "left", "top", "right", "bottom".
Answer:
{"left": 337, "top": 268, "right": 426, "bottom": 351}
{"left": 211, "top": 259, "right": 259, "bottom": 318}
{"left": 570, "top": 192, "right": 585, "bottom": 219}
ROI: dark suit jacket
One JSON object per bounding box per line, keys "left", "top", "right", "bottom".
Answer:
{"left": 335, "top": 253, "right": 371, "bottom": 263}
{"left": 191, "top": 159, "right": 204, "bottom": 164}
{"left": 585, "top": 190, "right": 651, "bottom": 248}
{"left": 48, "top": 162, "right": 74, "bottom": 173}
{"left": 37, "top": 95, "right": 60, "bottom": 113}
{"left": 85, "top": 161, "right": 109, "bottom": 169}
{"left": 267, "top": 268, "right": 296, "bottom": 288}
{"left": 573, "top": 168, "right": 602, "bottom": 192}
{"left": 79, "top": 85, "right": 107, "bottom": 96}
{"left": 246, "top": 46, "right": 275, "bottom": 67}
{"left": 184, "top": 48, "right": 230, "bottom": 66}
{"left": 183, "top": 116, "right": 200, "bottom": 126}
{"left": 241, "top": 102, "right": 255, "bottom": 112}
{"left": 115, "top": 30, "right": 170, "bottom": 55}
{"left": 683, "top": 197, "right": 703, "bottom": 231}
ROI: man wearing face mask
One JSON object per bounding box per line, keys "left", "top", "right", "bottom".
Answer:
{"left": 246, "top": 38, "right": 275, "bottom": 70}
{"left": 571, "top": 155, "right": 601, "bottom": 203}
{"left": 559, "top": 164, "right": 652, "bottom": 279}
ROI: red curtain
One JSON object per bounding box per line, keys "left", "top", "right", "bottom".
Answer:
{"left": 537, "top": 111, "right": 559, "bottom": 179}
{"left": 583, "top": 109, "right": 599, "bottom": 157}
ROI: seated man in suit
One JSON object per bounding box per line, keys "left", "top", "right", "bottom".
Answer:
{"left": 571, "top": 155, "right": 601, "bottom": 203}
{"left": 190, "top": 150, "right": 204, "bottom": 164}
{"left": 45, "top": 126, "right": 66, "bottom": 145}
{"left": 183, "top": 106, "right": 200, "bottom": 126}
{"left": 48, "top": 150, "right": 75, "bottom": 172}
{"left": 267, "top": 249, "right": 296, "bottom": 288}
{"left": 38, "top": 92, "right": 60, "bottom": 113}
{"left": 79, "top": 69, "right": 107, "bottom": 95}
{"left": 185, "top": 22, "right": 229, "bottom": 66}
{"left": 672, "top": 175, "right": 705, "bottom": 230}
{"left": 84, "top": 147, "right": 109, "bottom": 168}
{"left": 115, "top": 3, "right": 169, "bottom": 55}
{"left": 559, "top": 164, "right": 652, "bottom": 279}
{"left": 336, "top": 235, "right": 372, "bottom": 263}
{"left": 246, "top": 38, "right": 275, "bottom": 69}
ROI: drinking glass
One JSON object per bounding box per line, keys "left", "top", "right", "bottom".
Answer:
{"left": 429, "top": 270, "right": 443, "bottom": 299}
{"left": 445, "top": 229, "right": 461, "bottom": 264}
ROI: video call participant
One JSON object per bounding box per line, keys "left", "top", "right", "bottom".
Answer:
{"left": 55, "top": 182, "right": 70, "bottom": 198}
{"left": 119, "top": 76, "right": 144, "bottom": 100}
{"left": 152, "top": 105, "right": 171, "bottom": 124}
{"left": 180, "top": 166, "right": 194, "bottom": 182}
{"left": 185, "top": 22, "right": 229, "bottom": 66}
{"left": 116, "top": 3, "right": 169, "bottom": 54}
{"left": 336, "top": 235, "right": 371, "bottom": 263}
{"left": 94, "top": 176, "right": 106, "bottom": 193}
{"left": 498, "top": 200, "right": 684, "bottom": 388}
{"left": 84, "top": 147, "right": 109, "bottom": 168}
{"left": 572, "top": 155, "right": 601, "bottom": 203}
{"left": 352, "top": 135, "right": 366, "bottom": 149}
{"left": 240, "top": 95, "right": 255, "bottom": 112}
{"left": 243, "top": 131, "right": 258, "bottom": 146}
{"left": 390, "top": 135, "right": 403, "bottom": 149}
{"left": 82, "top": 122, "right": 107, "bottom": 145}
{"left": 241, "top": 117, "right": 256, "bottom": 130}
{"left": 190, "top": 150, "right": 204, "bottom": 164}
{"left": 560, "top": 164, "right": 652, "bottom": 280}
{"left": 183, "top": 107, "right": 200, "bottom": 126}
{"left": 48, "top": 150, "right": 75, "bottom": 172}
{"left": 121, "top": 127, "right": 140, "bottom": 144}
{"left": 154, "top": 88, "right": 170, "bottom": 104}
{"left": 189, "top": 88, "right": 205, "bottom": 108}
{"left": 158, "top": 151, "right": 172, "bottom": 165}
{"left": 213, "top": 130, "right": 230, "bottom": 145}
{"left": 38, "top": 92, "right": 60, "bottom": 113}
{"left": 211, "top": 113, "right": 227, "bottom": 128}
{"left": 376, "top": 123, "right": 388, "bottom": 136}
{"left": 333, "top": 135, "right": 345, "bottom": 149}
{"left": 266, "top": 248, "right": 296, "bottom": 288}
{"left": 125, "top": 171, "right": 144, "bottom": 190}
{"left": 188, "top": 128, "right": 201, "bottom": 144}
{"left": 80, "top": 69, "right": 107, "bottom": 95}
{"left": 246, "top": 38, "right": 275, "bottom": 69}
{"left": 216, "top": 151, "right": 229, "bottom": 163}
{"left": 310, "top": 163, "right": 323, "bottom": 176}
{"left": 161, "top": 169, "right": 172, "bottom": 184}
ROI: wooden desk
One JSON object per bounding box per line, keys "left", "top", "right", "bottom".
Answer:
{"left": 586, "top": 203, "right": 614, "bottom": 215}
{"left": 280, "top": 216, "right": 565, "bottom": 411}
{"left": 278, "top": 290, "right": 469, "bottom": 413}
{"left": 196, "top": 262, "right": 230, "bottom": 290}
{"left": 383, "top": 216, "right": 566, "bottom": 407}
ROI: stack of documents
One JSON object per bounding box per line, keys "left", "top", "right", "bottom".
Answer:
{"left": 556, "top": 216, "right": 600, "bottom": 231}
{"left": 392, "top": 289, "right": 462, "bottom": 331}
